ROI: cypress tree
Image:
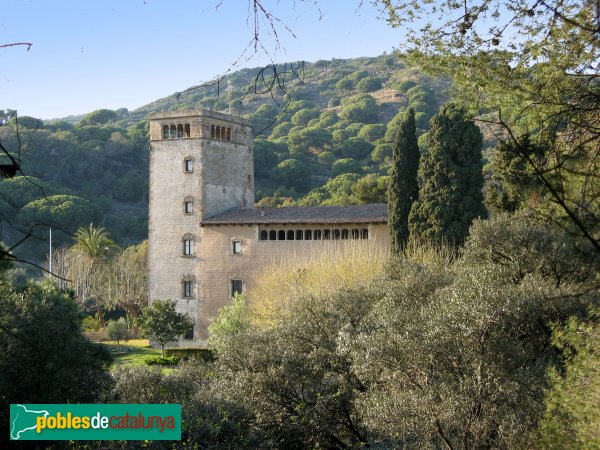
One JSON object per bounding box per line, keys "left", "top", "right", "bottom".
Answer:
{"left": 388, "top": 107, "right": 420, "bottom": 254}
{"left": 408, "top": 104, "right": 486, "bottom": 246}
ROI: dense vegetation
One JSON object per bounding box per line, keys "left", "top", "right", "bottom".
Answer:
{"left": 0, "top": 54, "right": 453, "bottom": 265}
{"left": 0, "top": 0, "right": 598, "bottom": 447}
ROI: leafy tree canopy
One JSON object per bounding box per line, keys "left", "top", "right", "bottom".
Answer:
{"left": 140, "top": 299, "right": 194, "bottom": 357}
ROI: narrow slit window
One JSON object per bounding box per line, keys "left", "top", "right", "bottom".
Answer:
{"left": 232, "top": 240, "right": 242, "bottom": 254}
{"left": 184, "top": 159, "right": 193, "bottom": 172}
{"left": 185, "top": 200, "right": 193, "bottom": 214}
{"left": 183, "top": 239, "right": 194, "bottom": 256}
{"left": 231, "top": 279, "right": 243, "bottom": 297}
{"left": 183, "top": 280, "right": 194, "bottom": 298}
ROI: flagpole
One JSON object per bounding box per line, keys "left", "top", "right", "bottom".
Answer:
{"left": 49, "top": 227, "right": 52, "bottom": 275}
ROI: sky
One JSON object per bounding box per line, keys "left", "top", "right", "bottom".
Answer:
{"left": 1, "top": 1, "right": 409, "bottom": 120}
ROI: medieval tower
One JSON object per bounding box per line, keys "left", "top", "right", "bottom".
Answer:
{"left": 148, "top": 109, "right": 389, "bottom": 345}
{"left": 148, "top": 109, "right": 254, "bottom": 341}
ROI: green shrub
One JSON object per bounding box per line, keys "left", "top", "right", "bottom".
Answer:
{"left": 398, "top": 80, "right": 417, "bottom": 92}
{"left": 145, "top": 356, "right": 180, "bottom": 366}
{"left": 165, "top": 348, "right": 216, "bottom": 362}
{"left": 82, "top": 315, "right": 100, "bottom": 332}
{"left": 356, "top": 76, "right": 382, "bottom": 93}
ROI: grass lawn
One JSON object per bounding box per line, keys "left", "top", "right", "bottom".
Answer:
{"left": 99, "top": 339, "right": 162, "bottom": 369}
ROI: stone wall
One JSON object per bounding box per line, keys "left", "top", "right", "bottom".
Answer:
{"left": 148, "top": 110, "right": 253, "bottom": 342}
{"left": 195, "top": 223, "right": 390, "bottom": 341}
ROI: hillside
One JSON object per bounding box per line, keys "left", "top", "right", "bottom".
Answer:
{"left": 0, "top": 53, "right": 457, "bottom": 263}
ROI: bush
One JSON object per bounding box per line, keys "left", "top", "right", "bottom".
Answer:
{"left": 145, "top": 356, "right": 180, "bottom": 366}
{"left": 82, "top": 315, "right": 100, "bottom": 332}
{"left": 335, "top": 77, "right": 354, "bottom": 92}
{"left": 358, "top": 123, "right": 386, "bottom": 142}
{"left": 105, "top": 317, "right": 129, "bottom": 349}
{"left": 340, "top": 94, "right": 378, "bottom": 123}
{"left": 398, "top": 79, "right": 417, "bottom": 92}
{"left": 165, "top": 348, "right": 216, "bottom": 362}
{"left": 356, "top": 76, "right": 382, "bottom": 92}
{"left": 331, "top": 158, "right": 362, "bottom": 177}
{"left": 291, "top": 108, "right": 320, "bottom": 126}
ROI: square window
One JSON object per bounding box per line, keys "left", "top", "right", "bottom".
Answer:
{"left": 183, "top": 281, "right": 194, "bottom": 298}
{"left": 184, "top": 159, "right": 193, "bottom": 172}
{"left": 232, "top": 240, "right": 241, "bottom": 254}
{"left": 185, "top": 201, "right": 193, "bottom": 214}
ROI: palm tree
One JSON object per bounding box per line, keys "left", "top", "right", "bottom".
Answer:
{"left": 73, "top": 224, "right": 116, "bottom": 328}
{"left": 74, "top": 224, "right": 115, "bottom": 260}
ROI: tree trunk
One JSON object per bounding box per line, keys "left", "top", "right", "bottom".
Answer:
{"left": 97, "top": 306, "right": 105, "bottom": 329}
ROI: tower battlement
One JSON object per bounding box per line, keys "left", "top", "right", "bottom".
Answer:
{"left": 148, "top": 109, "right": 251, "bottom": 145}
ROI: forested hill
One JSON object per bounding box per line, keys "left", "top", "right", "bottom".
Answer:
{"left": 0, "top": 53, "right": 478, "bottom": 263}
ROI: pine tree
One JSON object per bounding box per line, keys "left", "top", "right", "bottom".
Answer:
{"left": 409, "top": 104, "right": 486, "bottom": 246}
{"left": 388, "top": 107, "right": 420, "bottom": 254}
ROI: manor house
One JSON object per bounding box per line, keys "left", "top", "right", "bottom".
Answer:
{"left": 148, "top": 109, "right": 389, "bottom": 345}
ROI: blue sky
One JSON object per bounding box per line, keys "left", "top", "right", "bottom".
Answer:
{"left": 1, "top": 1, "right": 408, "bottom": 119}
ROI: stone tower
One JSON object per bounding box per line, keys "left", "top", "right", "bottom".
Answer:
{"left": 147, "top": 109, "right": 253, "bottom": 341}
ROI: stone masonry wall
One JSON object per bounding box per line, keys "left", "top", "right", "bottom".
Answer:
{"left": 195, "top": 223, "right": 390, "bottom": 341}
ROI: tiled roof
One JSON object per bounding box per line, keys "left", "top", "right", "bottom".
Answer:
{"left": 202, "top": 204, "right": 388, "bottom": 225}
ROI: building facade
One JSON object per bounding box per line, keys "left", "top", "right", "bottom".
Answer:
{"left": 148, "top": 109, "right": 389, "bottom": 345}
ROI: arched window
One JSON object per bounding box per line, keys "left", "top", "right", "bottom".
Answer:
{"left": 304, "top": 230, "right": 312, "bottom": 240}
{"left": 177, "top": 124, "right": 184, "bottom": 138}
{"left": 163, "top": 125, "right": 170, "bottom": 139}
{"left": 211, "top": 124, "right": 216, "bottom": 139}
{"left": 170, "top": 125, "right": 176, "bottom": 139}
{"left": 323, "top": 229, "right": 330, "bottom": 240}
{"left": 333, "top": 229, "right": 341, "bottom": 240}
{"left": 295, "top": 230, "right": 303, "bottom": 240}
{"left": 287, "top": 230, "right": 295, "bottom": 240}
{"left": 361, "top": 229, "right": 369, "bottom": 239}
{"left": 269, "top": 230, "right": 277, "bottom": 240}
{"left": 351, "top": 229, "right": 360, "bottom": 239}
{"left": 341, "top": 229, "right": 349, "bottom": 240}
{"left": 260, "top": 230, "right": 268, "bottom": 241}
{"left": 278, "top": 230, "right": 286, "bottom": 240}
{"left": 184, "top": 123, "right": 191, "bottom": 138}
{"left": 314, "top": 229, "right": 322, "bottom": 240}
